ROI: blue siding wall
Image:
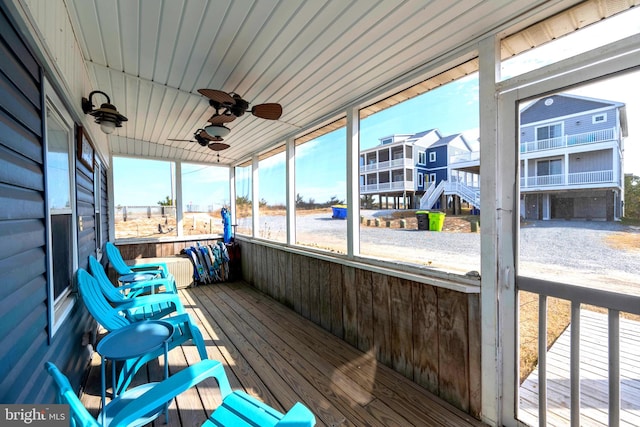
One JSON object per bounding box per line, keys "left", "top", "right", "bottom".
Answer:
{"left": 521, "top": 106, "right": 617, "bottom": 142}
{"left": 425, "top": 145, "right": 448, "bottom": 185}
{"left": 0, "top": 3, "right": 93, "bottom": 404}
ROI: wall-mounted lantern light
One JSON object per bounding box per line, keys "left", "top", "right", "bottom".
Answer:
{"left": 81, "top": 90, "right": 128, "bottom": 134}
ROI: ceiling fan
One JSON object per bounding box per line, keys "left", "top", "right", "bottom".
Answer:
{"left": 198, "top": 89, "right": 283, "bottom": 125}
{"left": 168, "top": 128, "right": 231, "bottom": 151}
{"left": 169, "top": 90, "right": 282, "bottom": 152}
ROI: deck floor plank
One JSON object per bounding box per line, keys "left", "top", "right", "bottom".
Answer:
{"left": 80, "top": 281, "right": 487, "bottom": 427}
{"left": 219, "top": 281, "right": 486, "bottom": 427}
{"left": 519, "top": 309, "right": 640, "bottom": 427}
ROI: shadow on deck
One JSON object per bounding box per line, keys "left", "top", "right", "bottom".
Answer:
{"left": 80, "top": 281, "right": 487, "bottom": 426}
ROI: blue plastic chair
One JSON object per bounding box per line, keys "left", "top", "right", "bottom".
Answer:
{"left": 45, "top": 359, "right": 316, "bottom": 427}
{"left": 89, "top": 255, "right": 178, "bottom": 295}
{"left": 105, "top": 242, "right": 174, "bottom": 282}
{"left": 90, "top": 255, "right": 177, "bottom": 296}
{"left": 89, "top": 257, "right": 180, "bottom": 321}
{"left": 77, "top": 268, "right": 208, "bottom": 393}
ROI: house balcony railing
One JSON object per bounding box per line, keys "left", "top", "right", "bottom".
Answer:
{"left": 360, "top": 180, "right": 413, "bottom": 193}
{"left": 520, "top": 127, "right": 616, "bottom": 154}
{"left": 360, "top": 158, "right": 413, "bottom": 172}
{"left": 520, "top": 169, "right": 614, "bottom": 188}
{"left": 450, "top": 151, "right": 480, "bottom": 164}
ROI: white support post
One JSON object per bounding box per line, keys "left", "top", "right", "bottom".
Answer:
{"left": 229, "top": 166, "right": 236, "bottom": 230}
{"left": 252, "top": 155, "right": 259, "bottom": 238}
{"left": 346, "top": 106, "right": 360, "bottom": 257}
{"left": 479, "top": 33, "right": 505, "bottom": 427}
{"left": 174, "top": 161, "right": 183, "bottom": 237}
{"left": 286, "top": 137, "right": 296, "bottom": 245}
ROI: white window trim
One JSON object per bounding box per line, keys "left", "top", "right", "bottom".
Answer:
{"left": 94, "top": 159, "right": 103, "bottom": 258}
{"left": 534, "top": 121, "right": 563, "bottom": 141}
{"left": 592, "top": 112, "right": 607, "bottom": 124}
{"left": 418, "top": 172, "right": 424, "bottom": 187}
{"left": 44, "top": 79, "right": 78, "bottom": 338}
{"left": 419, "top": 152, "right": 426, "bottom": 164}
{"left": 429, "top": 151, "right": 436, "bottom": 162}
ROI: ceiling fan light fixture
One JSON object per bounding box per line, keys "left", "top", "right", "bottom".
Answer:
{"left": 204, "top": 124, "right": 231, "bottom": 138}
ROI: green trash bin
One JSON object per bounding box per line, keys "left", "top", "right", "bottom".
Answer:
{"left": 416, "top": 210, "right": 429, "bottom": 230}
{"left": 429, "top": 212, "right": 446, "bottom": 231}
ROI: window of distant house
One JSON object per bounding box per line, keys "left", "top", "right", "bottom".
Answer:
{"left": 429, "top": 152, "right": 436, "bottom": 162}
{"left": 535, "top": 123, "right": 562, "bottom": 141}
{"left": 592, "top": 113, "right": 607, "bottom": 124}
{"left": 536, "top": 159, "right": 562, "bottom": 176}
{"left": 419, "top": 152, "right": 426, "bottom": 164}
{"left": 418, "top": 172, "right": 424, "bottom": 187}
{"left": 382, "top": 137, "right": 393, "bottom": 145}
{"left": 430, "top": 173, "right": 437, "bottom": 182}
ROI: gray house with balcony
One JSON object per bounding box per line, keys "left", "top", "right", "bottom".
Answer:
{"left": 520, "top": 94, "right": 627, "bottom": 221}
{"left": 360, "top": 129, "right": 441, "bottom": 208}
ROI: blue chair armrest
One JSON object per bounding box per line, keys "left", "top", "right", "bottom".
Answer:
{"left": 118, "top": 277, "right": 177, "bottom": 295}
{"left": 129, "top": 262, "right": 171, "bottom": 276}
{"left": 275, "top": 402, "right": 316, "bottom": 426}
{"left": 110, "top": 360, "right": 232, "bottom": 427}
{"left": 114, "top": 293, "right": 185, "bottom": 313}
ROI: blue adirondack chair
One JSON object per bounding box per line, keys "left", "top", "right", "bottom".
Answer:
{"left": 45, "top": 359, "right": 316, "bottom": 427}
{"left": 88, "top": 257, "right": 184, "bottom": 322}
{"left": 105, "top": 242, "right": 174, "bottom": 283}
{"left": 89, "top": 255, "right": 177, "bottom": 296}
{"left": 77, "top": 268, "right": 208, "bottom": 393}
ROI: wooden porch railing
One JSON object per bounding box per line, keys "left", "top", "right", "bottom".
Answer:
{"left": 518, "top": 277, "right": 640, "bottom": 427}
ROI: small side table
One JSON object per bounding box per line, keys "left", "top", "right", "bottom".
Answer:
{"left": 97, "top": 320, "right": 174, "bottom": 424}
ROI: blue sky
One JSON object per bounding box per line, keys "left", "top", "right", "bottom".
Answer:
{"left": 113, "top": 9, "right": 640, "bottom": 208}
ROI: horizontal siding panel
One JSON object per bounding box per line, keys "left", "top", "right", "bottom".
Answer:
{"left": 0, "top": 144, "right": 43, "bottom": 190}
{"left": 0, "top": 218, "right": 45, "bottom": 261}
{"left": 0, "top": 304, "right": 47, "bottom": 401}
{"left": 0, "top": 108, "right": 42, "bottom": 162}
{"left": 0, "top": 8, "right": 39, "bottom": 82}
{"left": 27, "top": 307, "right": 92, "bottom": 404}
{"left": 0, "top": 275, "right": 46, "bottom": 349}
{"left": 0, "top": 73, "right": 41, "bottom": 134}
{"left": 0, "top": 38, "right": 40, "bottom": 107}
{"left": 0, "top": 248, "right": 46, "bottom": 300}
{"left": 0, "top": 183, "right": 45, "bottom": 220}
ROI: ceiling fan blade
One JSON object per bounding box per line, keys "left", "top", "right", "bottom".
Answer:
{"left": 208, "top": 142, "right": 231, "bottom": 151}
{"left": 198, "top": 89, "right": 235, "bottom": 105}
{"left": 251, "top": 103, "right": 282, "bottom": 120}
{"left": 167, "top": 138, "right": 195, "bottom": 142}
{"left": 208, "top": 113, "right": 236, "bottom": 124}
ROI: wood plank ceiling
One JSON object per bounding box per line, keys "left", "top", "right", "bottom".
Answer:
{"left": 66, "top": 0, "right": 591, "bottom": 166}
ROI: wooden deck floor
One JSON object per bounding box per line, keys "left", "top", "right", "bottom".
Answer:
{"left": 519, "top": 309, "right": 640, "bottom": 426}
{"left": 80, "top": 281, "right": 487, "bottom": 426}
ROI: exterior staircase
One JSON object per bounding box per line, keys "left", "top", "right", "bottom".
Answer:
{"left": 419, "top": 180, "right": 480, "bottom": 210}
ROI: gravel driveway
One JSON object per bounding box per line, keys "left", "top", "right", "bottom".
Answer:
{"left": 241, "top": 211, "right": 639, "bottom": 290}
